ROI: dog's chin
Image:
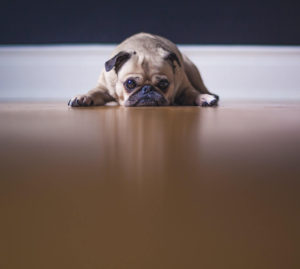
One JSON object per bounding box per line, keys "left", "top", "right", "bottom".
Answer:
{"left": 135, "top": 98, "right": 161, "bottom": 106}
{"left": 125, "top": 97, "right": 168, "bottom": 107}
{"left": 125, "top": 92, "right": 168, "bottom": 107}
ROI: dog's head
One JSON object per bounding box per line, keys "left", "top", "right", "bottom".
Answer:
{"left": 105, "top": 48, "right": 181, "bottom": 106}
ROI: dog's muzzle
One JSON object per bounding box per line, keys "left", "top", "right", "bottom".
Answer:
{"left": 125, "top": 85, "right": 168, "bottom": 107}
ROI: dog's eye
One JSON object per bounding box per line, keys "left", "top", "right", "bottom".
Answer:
{"left": 125, "top": 79, "right": 137, "bottom": 91}
{"left": 157, "top": 79, "right": 169, "bottom": 91}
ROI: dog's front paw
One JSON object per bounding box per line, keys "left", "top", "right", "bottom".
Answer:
{"left": 195, "top": 94, "right": 219, "bottom": 107}
{"left": 68, "top": 95, "right": 94, "bottom": 107}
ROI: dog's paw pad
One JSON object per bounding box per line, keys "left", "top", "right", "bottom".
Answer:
{"left": 195, "top": 94, "right": 218, "bottom": 107}
{"left": 68, "top": 95, "right": 93, "bottom": 107}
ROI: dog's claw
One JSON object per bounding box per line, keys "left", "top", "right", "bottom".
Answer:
{"left": 68, "top": 97, "right": 78, "bottom": 107}
{"left": 68, "top": 95, "right": 94, "bottom": 107}
{"left": 210, "top": 99, "right": 218, "bottom": 106}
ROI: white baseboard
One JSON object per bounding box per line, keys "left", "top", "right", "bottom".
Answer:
{"left": 0, "top": 45, "right": 300, "bottom": 100}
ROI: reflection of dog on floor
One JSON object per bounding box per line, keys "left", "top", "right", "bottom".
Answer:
{"left": 69, "top": 33, "right": 219, "bottom": 107}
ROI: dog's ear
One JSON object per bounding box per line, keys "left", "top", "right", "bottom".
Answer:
{"left": 105, "top": 51, "right": 131, "bottom": 73}
{"left": 164, "top": 51, "right": 181, "bottom": 71}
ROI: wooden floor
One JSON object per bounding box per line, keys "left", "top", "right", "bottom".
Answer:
{"left": 1, "top": 101, "right": 300, "bottom": 269}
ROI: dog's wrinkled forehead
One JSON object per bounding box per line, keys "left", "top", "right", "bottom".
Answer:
{"left": 105, "top": 48, "right": 181, "bottom": 77}
{"left": 115, "top": 54, "right": 161, "bottom": 80}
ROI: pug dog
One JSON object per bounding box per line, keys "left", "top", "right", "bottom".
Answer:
{"left": 68, "top": 33, "right": 219, "bottom": 107}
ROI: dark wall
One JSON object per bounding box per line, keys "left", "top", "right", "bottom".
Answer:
{"left": 1, "top": 0, "right": 300, "bottom": 45}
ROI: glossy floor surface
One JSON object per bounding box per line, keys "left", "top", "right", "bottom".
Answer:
{"left": 1, "top": 101, "right": 300, "bottom": 268}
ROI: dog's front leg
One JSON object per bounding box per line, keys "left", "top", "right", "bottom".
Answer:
{"left": 68, "top": 85, "right": 115, "bottom": 107}
{"left": 175, "top": 87, "right": 218, "bottom": 106}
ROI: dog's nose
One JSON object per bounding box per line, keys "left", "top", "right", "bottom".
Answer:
{"left": 141, "top": 85, "right": 154, "bottom": 94}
